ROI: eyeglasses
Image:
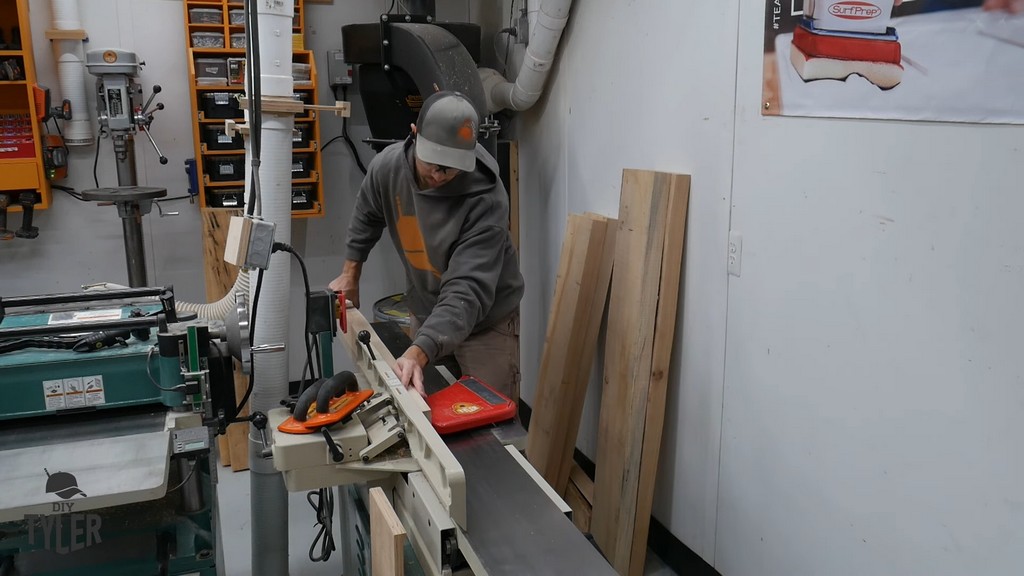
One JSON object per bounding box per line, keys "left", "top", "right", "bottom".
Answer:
{"left": 426, "top": 162, "right": 461, "bottom": 177}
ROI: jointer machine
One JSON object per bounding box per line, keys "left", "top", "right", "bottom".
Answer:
{"left": 265, "top": 302, "right": 617, "bottom": 576}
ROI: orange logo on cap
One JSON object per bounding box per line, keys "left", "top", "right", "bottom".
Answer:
{"left": 457, "top": 119, "right": 475, "bottom": 143}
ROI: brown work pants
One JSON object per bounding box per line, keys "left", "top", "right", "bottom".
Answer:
{"left": 411, "top": 311, "right": 520, "bottom": 406}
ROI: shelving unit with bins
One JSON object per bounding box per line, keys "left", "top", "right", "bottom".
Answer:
{"left": 182, "top": 0, "right": 323, "bottom": 218}
{"left": 184, "top": 0, "right": 320, "bottom": 473}
{"left": 0, "top": 0, "right": 51, "bottom": 213}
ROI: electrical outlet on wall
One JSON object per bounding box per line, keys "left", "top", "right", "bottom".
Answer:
{"left": 728, "top": 230, "right": 742, "bottom": 277}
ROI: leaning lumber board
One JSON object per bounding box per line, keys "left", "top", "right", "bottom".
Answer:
{"left": 526, "top": 212, "right": 617, "bottom": 494}
{"left": 591, "top": 170, "right": 690, "bottom": 576}
{"left": 628, "top": 177, "right": 689, "bottom": 576}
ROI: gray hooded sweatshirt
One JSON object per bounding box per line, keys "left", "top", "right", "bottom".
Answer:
{"left": 345, "top": 136, "right": 524, "bottom": 363}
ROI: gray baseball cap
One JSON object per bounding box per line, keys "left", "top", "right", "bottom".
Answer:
{"left": 415, "top": 91, "right": 479, "bottom": 173}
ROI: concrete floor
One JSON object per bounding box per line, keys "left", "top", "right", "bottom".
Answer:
{"left": 215, "top": 468, "right": 678, "bottom": 576}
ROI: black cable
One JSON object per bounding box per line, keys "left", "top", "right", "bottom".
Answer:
{"left": 307, "top": 488, "right": 336, "bottom": 562}
{"left": 321, "top": 86, "right": 367, "bottom": 174}
{"left": 387, "top": 0, "right": 397, "bottom": 14}
{"left": 340, "top": 86, "right": 367, "bottom": 175}
{"left": 51, "top": 184, "right": 87, "bottom": 202}
{"left": 312, "top": 333, "right": 323, "bottom": 381}
{"left": 233, "top": 268, "right": 264, "bottom": 420}
{"left": 320, "top": 134, "right": 344, "bottom": 151}
{"left": 273, "top": 242, "right": 317, "bottom": 390}
{"left": 92, "top": 133, "right": 101, "bottom": 188}
{"left": 167, "top": 459, "right": 199, "bottom": 493}
{"left": 504, "top": 1, "right": 517, "bottom": 74}
{"left": 244, "top": 0, "right": 263, "bottom": 217}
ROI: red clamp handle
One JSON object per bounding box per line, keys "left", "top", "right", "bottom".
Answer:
{"left": 336, "top": 291, "right": 348, "bottom": 334}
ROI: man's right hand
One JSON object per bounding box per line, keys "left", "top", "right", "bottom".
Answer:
{"left": 329, "top": 260, "right": 363, "bottom": 309}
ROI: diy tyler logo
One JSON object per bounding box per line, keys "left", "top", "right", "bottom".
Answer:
{"left": 45, "top": 468, "right": 87, "bottom": 500}
{"left": 24, "top": 469, "right": 103, "bottom": 554}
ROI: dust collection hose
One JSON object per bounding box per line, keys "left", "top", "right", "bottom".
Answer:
{"left": 83, "top": 270, "right": 250, "bottom": 321}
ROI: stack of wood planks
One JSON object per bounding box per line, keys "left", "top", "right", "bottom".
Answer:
{"left": 525, "top": 169, "right": 690, "bottom": 576}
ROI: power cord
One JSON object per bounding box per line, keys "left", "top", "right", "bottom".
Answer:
{"left": 323, "top": 85, "right": 367, "bottom": 175}
{"left": 232, "top": 267, "right": 264, "bottom": 420}
{"left": 272, "top": 242, "right": 318, "bottom": 393}
{"left": 51, "top": 184, "right": 88, "bottom": 202}
{"left": 244, "top": 0, "right": 263, "bottom": 217}
{"left": 306, "top": 488, "right": 336, "bottom": 562}
{"left": 92, "top": 132, "right": 102, "bottom": 188}
{"left": 167, "top": 458, "right": 199, "bottom": 493}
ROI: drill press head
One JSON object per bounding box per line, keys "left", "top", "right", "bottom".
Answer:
{"left": 86, "top": 49, "right": 143, "bottom": 132}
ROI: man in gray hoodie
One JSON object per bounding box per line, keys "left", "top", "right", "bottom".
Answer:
{"left": 329, "top": 91, "right": 524, "bottom": 404}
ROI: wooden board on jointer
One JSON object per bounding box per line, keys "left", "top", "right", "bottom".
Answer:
{"left": 369, "top": 486, "right": 406, "bottom": 576}
{"left": 591, "top": 170, "right": 689, "bottom": 576}
{"left": 525, "top": 212, "right": 617, "bottom": 495}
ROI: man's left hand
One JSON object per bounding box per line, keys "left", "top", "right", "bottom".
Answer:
{"left": 395, "top": 346, "right": 428, "bottom": 399}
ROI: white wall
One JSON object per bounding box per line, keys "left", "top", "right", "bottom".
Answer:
{"left": 2, "top": 0, "right": 206, "bottom": 301}
{"left": 519, "top": 1, "right": 1024, "bottom": 575}
{"left": 517, "top": 0, "right": 738, "bottom": 559}
{"left": 715, "top": 2, "right": 1024, "bottom": 576}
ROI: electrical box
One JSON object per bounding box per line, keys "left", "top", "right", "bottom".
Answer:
{"left": 327, "top": 49, "right": 353, "bottom": 87}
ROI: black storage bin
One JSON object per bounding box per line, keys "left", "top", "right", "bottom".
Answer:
{"left": 208, "top": 187, "right": 245, "bottom": 208}
{"left": 292, "top": 92, "right": 311, "bottom": 118}
{"left": 195, "top": 58, "right": 228, "bottom": 84}
{"left": 202, "top": 125, "right": 243, "bottom": 151}
{"left": 201, "top": 92, "right": 243, "bottom": 120}
{"left": 205, "top": 155, "right": 244, "bottom": 182}
{"left": 291, "top": 154, "right": 312, "bottom": 179}
{"left": 291, "top": 185, "right": 314, "bottom": 211}
{"left": 292, "top": 124, "right": 311, "bottom": 149}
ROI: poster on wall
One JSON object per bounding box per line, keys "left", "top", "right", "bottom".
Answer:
{"left": 763, "top": 0, "right": 1024, "bottom": 123}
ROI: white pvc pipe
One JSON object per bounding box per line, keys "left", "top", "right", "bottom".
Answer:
{"left": 482, "top": 0, "right": 572, "bottom": 113}
{"left": 51, "top": 0, "right": 79, "bottom": 29}
{"left": 247, "top": 2, "right": 295, "bottom": 574}
{"left": 51, "top": 0, "right": 93, "bottom": 146}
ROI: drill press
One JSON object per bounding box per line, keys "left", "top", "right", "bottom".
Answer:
{"left": 81, "top": 49, "right": 169, "bottom": 287}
